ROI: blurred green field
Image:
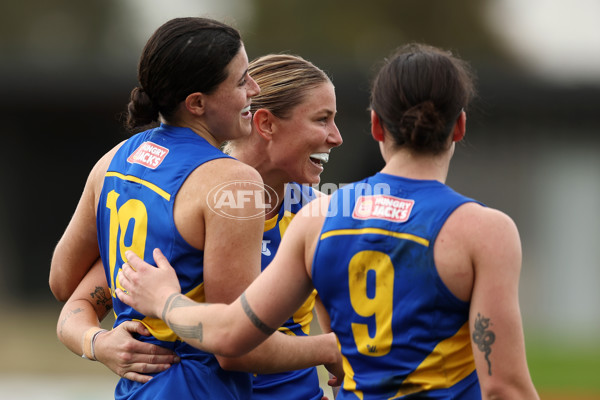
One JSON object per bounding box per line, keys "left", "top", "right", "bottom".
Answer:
{"left": 527, "top": 335, "right": 600, "bottom": 399}
{"left": 2, "top": 303, "right": 599, "bottom": 399}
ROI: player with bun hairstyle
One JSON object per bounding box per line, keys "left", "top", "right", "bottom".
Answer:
{"left": 118, "top": 43, "right": 540, "bottom": 399}
{"left": 49, "top": 18, "right": 341, "bottom": 400}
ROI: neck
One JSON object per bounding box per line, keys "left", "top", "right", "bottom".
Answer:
{"left": 231, "top": 144, "right": 287, "bottom": 219}
{"left": 162, "top": 115, "right": 220, "bottom": 148}
{"left": 380, "top": 146, "right": 453, "bottom": 184}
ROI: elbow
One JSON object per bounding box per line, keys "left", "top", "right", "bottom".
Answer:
{"left": 49, "top": 277, "right": 70, "bottom": 302}
{"left": 212, "top": 329, "right": 252, "bottom": 362}
{"left": 216, "top": 355, "right": 248, "bottom": 371}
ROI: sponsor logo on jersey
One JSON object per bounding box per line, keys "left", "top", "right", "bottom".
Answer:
{"left": 127, "top": 142, "right": 169, "bottom": 169}
{"left": 352, "top": 194, "right": 414, "bottom": 222}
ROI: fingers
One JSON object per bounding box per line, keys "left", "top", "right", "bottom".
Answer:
{"left": 122, "top": 371, "right": 153, "bottom": 384}
{"left": 327, "top": 377, "right": 341, "bottom": 387}
{"left": 152, "top": 248, "right": 169, "bottom": 269}
{"left": 120, "top": 320, "right": 151, "bottom": 336}
{"left": 115, "top": 286, "right": 129, "bottom": 305}
{"left": 124, "top": 249, "right": 144, "bottom": 270}
{"left": 120, "top": 361, "right": 174, "bottom": 383}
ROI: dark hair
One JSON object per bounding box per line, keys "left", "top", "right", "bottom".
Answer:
{"left": 370, "top": 43, "right": 476, "bottom": 154}
{"left": 125, "top": 17, "right": 242, "bottom": 132}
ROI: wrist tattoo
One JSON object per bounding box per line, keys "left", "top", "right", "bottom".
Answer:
{"left": 162, "top": 293, "right": 181, "bottom": 322}
{"left": 241, "top": 292, "right": 276, "bottom": 336}
{"left": 472, "top": 313, "right": 496, "bottom": 376}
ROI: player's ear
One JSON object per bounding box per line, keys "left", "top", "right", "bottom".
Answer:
{"left": 185, "top": 92, "right": 205, "bottom": 116}
{"left": 253, "top": 109, "right": 275, "bottom": 141}
{"left": 452, "top": 109, "right": 466, "bottom": 142}
{"left": 371, "top": 110, "right": 385, "bottom": 142}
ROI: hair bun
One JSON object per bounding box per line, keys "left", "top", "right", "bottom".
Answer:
{"left": 126, "top": 87, "right": 160, "bottom": 132}
{"left": 399, "top": 101, "right": 446, "bottom": 151}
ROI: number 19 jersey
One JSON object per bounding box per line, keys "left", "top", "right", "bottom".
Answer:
{"left": 96, "top": 124, "right": 251, "bottom": 400}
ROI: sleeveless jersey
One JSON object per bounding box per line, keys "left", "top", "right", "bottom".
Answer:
{"left": 96, "top": 124, "right": 251, "bottom": 400}
{"left": 312, "top": 172, "right": 482, "bottom": 399}
{"left": 252, "top": 182, "right": 324, "bottom": 400}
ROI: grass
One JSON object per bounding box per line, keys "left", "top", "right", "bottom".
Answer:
{"left": 527, "top": 335, "right": 600, "bottom": 398}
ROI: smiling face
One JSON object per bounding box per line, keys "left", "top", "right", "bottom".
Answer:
{"left": 202, "top": 44, "right": 260, "bottom": 143}
{"left": 268, "top": 82, "right": 342, "bottom": 185}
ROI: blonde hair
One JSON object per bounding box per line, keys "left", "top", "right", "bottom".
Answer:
{"left": 248, "top": 53, "right": 331, "bottom": 118}
{"left": 223, "top": 53, "right": 331, "bottom": 154}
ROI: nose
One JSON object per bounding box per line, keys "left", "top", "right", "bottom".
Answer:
{"left": 327, "top": 122, "right": 343, "bottom": 148}
{"left": 247, "top": 75, "right": 260, "bottom": 97}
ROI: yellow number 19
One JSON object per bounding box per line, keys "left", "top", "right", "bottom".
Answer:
{"left": 105, "top": 190, "right": 148, "bottom": 297}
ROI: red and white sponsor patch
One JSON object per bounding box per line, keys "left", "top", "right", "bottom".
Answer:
{"left": 127, "top": 142, "right": 169, "bottom": 169}
{"left": 352, "top": 195, "right": 414, "bottom": 222}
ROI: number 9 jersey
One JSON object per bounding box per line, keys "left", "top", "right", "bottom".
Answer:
{"left": 312, "top": 172, "right": 483, "bottom": 399}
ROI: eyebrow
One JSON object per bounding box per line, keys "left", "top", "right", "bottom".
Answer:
{"left": 319, "top": 109, "right": 336, "bottom": 116}
{"left": 238, "top": 68, "right": 249, "bottom": 83}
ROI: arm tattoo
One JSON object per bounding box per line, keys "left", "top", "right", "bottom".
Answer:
{"left": 472, "top": 313, "right": 496, "bottom": 375}
{"left": 90, "top": 286, "right": 111, "bottom": 312}
{"left": 162, "top": 293, "right": 205, "bottom": 342}
{"left": 240, "top": 292, "right": 276, "bottom": 336}
{"left": 58, "top": 307, "right": 83, "bottom": 338}
{"left": 169, "top": 322, "right": 203, "bottom": 341}
{"left": 161, "top": 293, "right": 181, "bottom": 322}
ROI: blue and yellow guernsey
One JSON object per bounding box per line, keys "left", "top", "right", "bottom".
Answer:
{"left": 252, "top": 182, "right": 324, "bottom": 400}
{"left": 96, "top": 124, "right": 251, "bottom": 400}
{"left": 312, "top": 173, "right": 483, "bottom": 400}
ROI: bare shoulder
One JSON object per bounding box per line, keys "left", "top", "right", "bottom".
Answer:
{"left": 446, "top": 202, "right": 521, "bottom": 269}
{"left": 196, "top": 157, "right": 261, "bottom": 183}
{"left": 184, "top": 158, "right": 263, "bottom": 192}
{"left": 449, "top": 202, "right": 519, "bottom": 243}
{"left": 89, "top": 140, "right": 127, "bottom": 199}
{"left": 296, "top": 194, "right": 331, "bottom": 221}
{"left": 295, "top": 195, "right": 332, "bottom": 276}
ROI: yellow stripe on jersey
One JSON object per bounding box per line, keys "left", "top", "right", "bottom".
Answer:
{"left": 275, "top": 291, "right": 318, "bottom": 336}
{"left": 389, "top": 322, "right": 475, "bottom": 398}
{"left": 276, "top": 209, "right": 316, "bottom": 334}
{"left": 264, "top": 212, "right": 279, "bottom": 231}
{"left": 141, "top": 283, "right": 206, "bottom": 342}
{"left": 278, "top": 210, "right": 295, "bottom": 237}
{"left": 320, "top": 228, "right": 429, "bottom": 247}
{"left": 106, "top": 171, "right": 171, "bottom": 201}
{"left": 341, "top": 339, "right": 364, "bottom": 400}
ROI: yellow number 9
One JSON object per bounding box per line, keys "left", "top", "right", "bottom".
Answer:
{"left": 348, "top": 250, "right": 394, "bottom": 356}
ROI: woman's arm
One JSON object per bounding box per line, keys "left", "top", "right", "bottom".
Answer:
{"left": 117, "top": 197, "right": 343, "bottom": 378}
{"left": 467, "top": 207, "right": 539, "bottom": 399}
{"left": 50, "top": 143, "right": 123, "bottom": 301}
{"left": 57, "top": 258, "right": 179, "bottom": 383}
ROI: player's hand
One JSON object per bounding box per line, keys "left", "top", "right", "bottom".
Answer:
{"left": 94, "top": 320, "right": 180, "bottom": 383}
{"left": 117, "top": 248, "right": 181, "bottom": 319}
{"left": 323, "top": 332, "right": 344, "bottom": 388}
